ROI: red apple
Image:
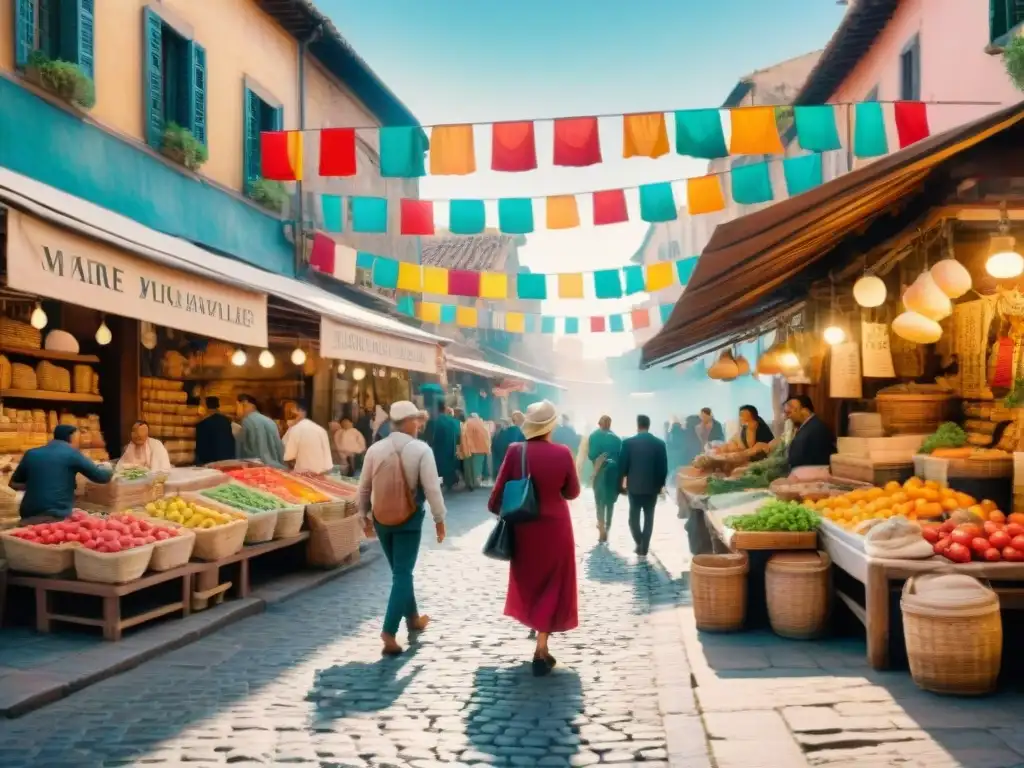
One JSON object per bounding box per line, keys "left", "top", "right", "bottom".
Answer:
{"left": 935, "top": 536, "right": 953, "bottom": 554}
{"left": 1011, "top": 535, "right": 1024, "bottom": 551}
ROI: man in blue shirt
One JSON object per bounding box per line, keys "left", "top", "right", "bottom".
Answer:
{"left": 10, "top": 425, "right": 113, "bottom": 522}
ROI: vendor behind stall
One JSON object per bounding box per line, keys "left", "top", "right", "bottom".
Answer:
{"left": 195, "top": 396, "right": 236, "bottom": 466}
{"left": 117, "top": 420, "right": 172, "bottom": 472}
{"left": 236, "top": 394, "right": 285, "bottom": 468}
{"left": 784, "top": 395, "right": 835, "bottom": 469}
{"left": 283, "top": 402, "right": 334, "bottom": 474}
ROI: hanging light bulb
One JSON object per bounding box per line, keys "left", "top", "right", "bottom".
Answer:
{"left": 823, "top": 325, "right": 846, "bottom": 345}
{"left": 231, "top": 348, "right": 247, "bottom": 366}
{"left": 290, "top": 347, "right": 307, "bottom": 366}
{"left": 352, "top": 366, "right": 366, "bottom": 381}
{"left": 336, "top": 361, "right": 346, "bottom": 375}
{"left": 258, "top": 350, "right": 275, "bottom": 369}
{"left": 986, "top": 203, "right": 1024, "bottom": 279}
{"left": 29, "top": 302, "right": 48, "bottom": 330}
{"left": 853, "top": 275, "right": 887, "bottom": 308}
{"left": 95, "top": 318, "right": 112, "bottom": 346}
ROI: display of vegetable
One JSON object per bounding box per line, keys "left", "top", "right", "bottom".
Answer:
{"left": 706, "top": 474, "right": 770, "bottom": 496}
{"left": 116, "top": 467, "right": 149, "bottom": 481}
{"left": 918, "top": 422, "right": 967, "bottom": 454}
{"left": 725, "top": 498, "right": 821, "bottom": 532}
{"left": 706, "top": 442, "right": 788, "bottom": 496}
{"left": 926, "top": 512, "right": 1024, "bottom": 563}
{"left": 202, "top": 484, "right": 286, "bottom": 511}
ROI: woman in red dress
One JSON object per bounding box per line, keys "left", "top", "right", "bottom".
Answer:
{"left": 488, "top": 400, "right": 581, "bottom": 676}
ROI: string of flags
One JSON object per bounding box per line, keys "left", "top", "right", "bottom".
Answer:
{"left": 261, "top": 100, "right": 934, "bottom": 182}
{"left": 309, "top": 233, "right": 699, "bottom": 300}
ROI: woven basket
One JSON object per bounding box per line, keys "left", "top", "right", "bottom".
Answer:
{"left": 765, "top": 551, "right": 832, "bottom": 639}
{"left": 273, "top": 506, "right": 305, "bottom": 539}
{"left": 10, "top": 363, "right": 36, "bottom": 390}
{"left": 691, "top": 553, "right": 748, "bottom": 632}
{"left": 0, "top": 355, "right": 11, "bottom": 390}
{"left": 946, "top": 456, "right": 1014, "bottom": 479}
{"left": 0, "top": 317, "right": 41, "bottom": 350}
{"left": 74, "top": 544, "right": 154, "bottom": 584}
{"left": 149, "top": 528, "right": 196, "bottom": 571}
{"left": 901, "top": 575, "right": 1002, "bottom": 695}
{"left": 875, "top": 391, "right": 956, "bottom": 435}
{"left": 0, "top": 530, "right": 78, "bottom": 575}
{"left": 180, "top": 492, "right": 277, "bottom": 546}
{"left": 306, "top": 503, "right": 362, "bottom": 568}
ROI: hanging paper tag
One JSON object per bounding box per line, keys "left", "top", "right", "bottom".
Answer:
{"left": 861, "top": 322, "right": 895, "bottom": 378}
{"left": 830, "top": 341, "right": 863, "bottom": 399}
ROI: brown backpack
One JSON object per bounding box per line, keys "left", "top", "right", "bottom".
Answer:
{"left": 371, "top": 439, "right": 417, "bottom": 526}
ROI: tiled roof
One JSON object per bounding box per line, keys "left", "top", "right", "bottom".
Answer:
{"left": 420, "top": 235, "right": 516, "bottom": 271}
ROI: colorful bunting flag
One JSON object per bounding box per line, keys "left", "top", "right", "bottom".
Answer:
{"left": 440, "top": 304, "right": 457, "bottom": 324}
{"left": 638, "top": 182, "right": 676, "bottom": 223}
{"left": 623, "top": 265, "right": 645, "bottom": 295}
{"left": 553, "top": 117, "right": 602, "bottom": 167}
{"left": 356, "top": 251, "right": 375, "bottom": 270}
{"left": 260, "top": 130, "right": 303, "bottom": 181}
{"left": 480, "top": 272, "right": 508, "bottom": 299}
{"left": 631, "top": 308, "right": 651, "bottom": 329}
{"left": 590, "top": 316, "right": 606, "bottom": 333}
{"left": 456, "top": 306, "right": 478, "bottom": 327}
{"left": 729, "top": 107, "right": 784, "bottom": 155}
{"left": 321, "top": 194, "right": 343, "bottom": 233}
{"left": 449, "top": 199, "right": 487, "bottom": 235}
{"left": 854, "top": 102, "right": 888, "bottom": 157}
{"left": 558, "top": 273, "right": 585, "bottom": 299}
{"left": 783, "top": 153, "right": 823, "bottom": 197}
{"left": 546, "top": 195, "right": 580, "bottom": 230}
{"left": 419, "top": 301, "right": 442, "bottom": 324}
{"left": 379, "top": 126, "right": 427, "bottom": 178}
{"left": 687, "top": 175, "right": 726, "bottom": 214}
{"left": 517, "top": 272, "right": 547, "bottom": 300}
{"left": 541, "top": 316, "right": 556, "bottom": 334}
{"left": 592, "top": 189, "right": 628, "bottom": 225}
{"left": 498, "top": 198, "right": 535, "bottom": 234}
{"left": 593, "top": 269, "right": 623, "bottom": 299}
{"left": 675, "top": 256, "right": 698, "bottom": 285}
{"left": 731, "top": 162, "right": 774, "bottom": 205}
{"left": 645, "top": 262, "right": 673, "bottom": 292}
{"left": 622, "top": 113, "right": 670, "bottom": 159}
{"left": 659, "top": 304, "right": 674, "bottom": 323}
{"left": 564, "top": 317, "right": 580, "bottom": 334}
{"left": 674, "top": 109, "right": 728, "bottom": 159}
{"left": 309, "top": 234, "right": 356, "bottom": 283}
{"left": 351, "top": 196, "right": 388, "bottom": 233}
{"left": 448, "top": 269, "right": 481, "bottom": 297}
{"left": 794, "top": 105, "right": 841, "bottom": 152}
{"left": 397, "top": 296, "right": 416, "bottom": 316}
{"left": 609, "top": 314, "right": 625, "bottom": 333}
{"left": 400, "top": 199, "right": 434, "bottom": 236}
{"left": 372, "top": 257, "right": 399, "bottom": 289}
{"left": 491, "top": 121, "right": 538, "bottom": 172}
{"left": 423, "top": 266, "right": 449, "bottom": 294}
{"left": 525, "top": 315, "right": 536, "bottom": 333}
{"left": 396, "top": 262, "right": 423, "bottom": 291}
{"left": 319, "top": 127, "right": 357, "bottom": 177}
{"left": 429, "top": 124, "right": 476, "bottom": 175}
{"left": 506, "top": 313, "right": 526, "bottom": 333}
{"left": 894, "top": 101, "right": 930, "bottom": 148}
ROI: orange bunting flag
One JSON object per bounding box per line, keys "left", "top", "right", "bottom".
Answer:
{"left": 480, "top": 272, "right": 509, "bottom": 299}
{"left": 686, "top": 175, "right": 726, "bottom": 215}
{"left": 396, "top": 262, "right": 423, "bottom": 292}
{"left": 422, "top": 266, "right": 449, "bottom": 295}
{"left": 728, "top": 107, "right": 785, "bottom": 155}
{"left": 418, "top": 302, "right": 442, "bottom": 324}
{"left": 456, "top": 306, "right": 478, "bottom": 328}
{"left": 622, "top": 113, "right": 670, "bottom": 159}
{"left": 558, "top": 273, "right": 585, "bottom": 299}
{"left": 261, "top": 130, "right": 303, "bottom": 181}
{"left": 506, "top": 313, "right": 526, "bottom": 333}
{"left": 546, "top": 195, "right": 580, "bottom": 230}
{"left": 631, "top": 308, "right": 651, "bottom": 330}
{"left": 645, "top": 262, "right": 674, "bottom": 292}
{"left": 429, "top": 124, "right": 477, "bottom": 175}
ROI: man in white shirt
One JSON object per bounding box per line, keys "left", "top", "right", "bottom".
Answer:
{"left": 282, "top": 403, "right": 334, "bottom": 474}
{"left": 358, "top": 400, "right": 447, "bottom": 656}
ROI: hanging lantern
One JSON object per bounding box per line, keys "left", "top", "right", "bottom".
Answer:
{"left": 290, "top": 347, "right": 307, "bottom": 366}
{"left": 756, "top": 346, "right": 784, "bottom": 375}
{"left": 776, "top": 345, "right": 801, "bottom": 372}
{"left": 352, "top": 366, "right": 366, "bottom": 381}
{"left": 986, "top": 204, "right": 1023, "bottom": 279}
{"left": 258, "top": 350, "right": 275, "bottom": 368}
{"left": 337, "top": 361, "right": 346, "bottom": 374}
{"left": 708, "top": 351, "right": 739, "bottom": 381}
{"left": 853, "top": 275, "right": 887, "bottom": 308}
{"left": 892, "top": 311, "right": 942, "bottom": 344}
{"left": 823, "top": 325, "right": 846, "bottom": 346}
{"left": 930, "top": 259, "right": 971, "bottom": 298}
{"left": 231, "top": 348, "right": 247, "bottom": 366}
{"left": 95, "top": 319, "right": 112, "bottom": 346}
{"left": 903, "top": 272, "right": 951, "bottom": 321}
{"left": 29, "top": 302, "right": 48, "bottom": 330}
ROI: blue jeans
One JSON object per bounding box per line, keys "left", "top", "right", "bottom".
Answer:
{"left": 374, "top": 509, "right": 425, "bottom": 636}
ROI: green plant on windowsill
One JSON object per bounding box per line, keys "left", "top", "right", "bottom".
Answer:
{"left": 1004, "top": 34, "right": 1024, "bottom": 91}
{"left": 161, "top": 122, "right": 208, "bottom": 172}
{"left": 247, "top": 178, "right": 288, "bottom": 213}
{"left": 25, "top": 51, "right": 95, "bottom": 109}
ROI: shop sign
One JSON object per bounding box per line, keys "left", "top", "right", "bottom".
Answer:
{"left": 830, "top": 341, "right": 863, "bottom": 399}
{"left": 5, "top": 210, "right": 267, "bottom": 347}
{"left": 320, "top": 316, "right": 438, "bottom": 374}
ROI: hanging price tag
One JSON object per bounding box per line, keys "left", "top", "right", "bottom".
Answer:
{"left": 861, "top": 322, "right": 895, "bottom": 378}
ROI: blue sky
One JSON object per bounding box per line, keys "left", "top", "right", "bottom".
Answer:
{"left": 320, "top": 0, "right": 846, "bottom": 353}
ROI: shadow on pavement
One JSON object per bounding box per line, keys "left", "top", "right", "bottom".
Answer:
{"left": 583, "top": 544, "right": 633, "bottom": 583}
{"left": 308, "top": 648, "right": 424, "bottom": 719}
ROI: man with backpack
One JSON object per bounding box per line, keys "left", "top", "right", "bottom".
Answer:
{"left": 358, "top": 401, "right": 447, "bottom": 656}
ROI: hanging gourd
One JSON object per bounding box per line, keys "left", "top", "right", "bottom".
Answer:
{"left": 756, "top": 345, "right": 783, "bottom": 375}
{"left": 929, "top": 259, "right": 972, "bottom": 299}
{"left": 903, "top": 272, "right": 952, "bottom": 321}
{"left": 776, "top": 344, "right": 802, "bottom": 373}
{"left": 734, "top": 354, "right": 751, "bottom": 376}
{"left": 708, "top": 350, "right": 740, "bottom": 381}
{"left": 892, "top": 311, "right": 943, "bottom": 344}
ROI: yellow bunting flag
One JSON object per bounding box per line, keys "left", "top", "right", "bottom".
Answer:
{"left": 622, "top": 113, "right": 670, "bottom": 159}
{"left": 456, "top": 306, "right": 478, "bottom": 328}
{"left": 728, "top": 106, "right": 784, "bottom": 155}
{"left": 686, "top": 175, "right": 726, "bottom": 215}
{"left": 429, "top": 124, "right": 477, "bottom": 176}
{"left": 558, "top": 272, "right": 585, "bottom": 299}
{"left": 418, "top": 302, "right": 441, "bottom": 324}
{"left": 546, "top": 195, "right": 580, "bottom": 230}
{"left": 397, "top": 262, "right": 423, "bottom": 291}
{"left": 645, "top": 261, "right": 674, "bottom": 292}
{"left": 480, "top": 272, "right": 509, "bottom": 299}
{"left": 422, "top": 266, "right": 449, "bottom": 295}
{"left": 506, "top": 312, "right": 526, "bottom": 333}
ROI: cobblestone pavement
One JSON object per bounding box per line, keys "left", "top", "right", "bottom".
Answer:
{"left": 0, "top": 491, "right": 696, "bottom": 768}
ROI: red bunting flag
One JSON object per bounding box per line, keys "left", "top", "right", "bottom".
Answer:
{"left": 894, "top": 101, "right": 930, "bottom": 148}
{"left": 553, "top": 116, "right": 602, "bottom": 167}
{"left": 319, "top": 128, "right": 357, "bottom": 177}
{"left": 448, "top": 269, "right": 481, "bottom": 297}
{"left": 308, "top": 234, "right": 357, "bottom": 283}
{"left": 261, "top": 131, "right": 303, "bottom": 181}
{"left": 491, "top": 121, "right": 538, "bottom": 172}
{"left": 590, "top": 316, "right": 606, "bottom": 333}
{"left": 631, "top": 308, "right": 651, "bottom": 330}
{"left": 592, "top": 189, "right": 628, "bottom": 226}
{"left": 400, "top": 199, "right": 435, "bottom": 236}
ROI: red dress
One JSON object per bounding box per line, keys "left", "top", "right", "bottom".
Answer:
{"left": 488, "top": 440, "right": 581, "bottom": 633}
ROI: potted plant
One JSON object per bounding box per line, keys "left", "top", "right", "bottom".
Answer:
{"left": 1005, "top": 35, "right": 1024, "bottom": 91}
{"left": 161, "top": 122, "right": 208, "bottom": 172}
{"left": 25, "top": 51, "right": 95, "bottom": 110}
{"left": 247, "top": 178, "right": 288, "bottom": 213}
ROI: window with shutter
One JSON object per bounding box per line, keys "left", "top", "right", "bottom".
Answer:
{"left": 143, "top": 8, "right": 164, "bottom": 148}
{"left": 241, "top": 86, "right": 283, "bottom": 190}
{"left": 189, "top": 42, "right": 207, "bottom": 146}
{"left": 990, "top": 0, "right": 1024, "bottom": 42}
{"left": 14, "top": 0, "right": 36, "bottom": 69}
{"left": 899, "top": 35, "right": 920, "bottom": 101}
{"left": 142, "top": 9, "right": 205, "bottom": 152}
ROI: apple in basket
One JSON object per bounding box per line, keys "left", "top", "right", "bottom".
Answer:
{"left": 11, "top": 510, "right": 179, "bottom": 553}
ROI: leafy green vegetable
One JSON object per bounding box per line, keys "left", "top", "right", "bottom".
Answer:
{"left": 1004, "top": 378, "right": 1024, "bottom": 408}
{"left": 918, "top": 422, "right": 967, "bottom": 454}
{"left": 203, "top": 484, "right": 285, "bottom": 511}
{"left": 706, "top": 475, "right": 770, "bottom": 496}
{"left": 725, "top": 499, "right": 821, "bottom": 532}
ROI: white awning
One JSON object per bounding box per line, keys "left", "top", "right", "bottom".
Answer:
{"left": 0, "top": 167, "right": 450, "bottom": 348}
{"left": 446, "top": 355, "right": 565, "bottom": 389}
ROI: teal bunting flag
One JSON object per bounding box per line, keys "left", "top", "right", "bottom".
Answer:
{"left": 674, "top": 109, "right": 729, "bottom": 159}
{"left": 440, "top": 304, "right": 457, "bottom": 324}
{"left": 371, "top": 256, "right": 399, "bottom": 289}
{"left": 449, "top": 199, "right": 486, "bottom": 235}
{"left": 794, "top": 105, "right": 842, "bottom": 152}
{"left": 675, "top": 256, "right": 698, "bottom": 285}
{"left": 516, "top": 272, "right": 547, "bottom": 300}
{"left": 321, "top": 194, "right": 343, "bottom": 233}
{"left": 564, "top": 317, "right": 579, "bottom": 334}
{"left": 397, "top": 296, "right": 416, "bottom": 316}
{"left": 356, "top": 251, "right": 376, "bottom": 269}
{"left": 623, "top": 265, "right": 645, "bottom": 295}
{"left": 351, "top": 197, "right": 388, "bottom": 233}
{"left": 783, "top": 154, "right": 823, "bottom": 197}
{"left": 854, "top": 102, "right": 889, "bottom": 157}
{"left": 609, "top": 314, "right": 625, "bottom": 333}
{"left": 638, "top": 182, "right": 677, "bottom": 223}
{"left": 498, "top": 198, "right": 534, "bottom": 234}
{"left": 731, "top": 162, "right": 774, "bottom": 205}
{"left": 593, "top": 269, "right": 623, "bottom": 299}
{"left": 525, "top": 314, "right": 536, "bottom": 333}
{"left": 379, "top": 126, "right": 427, "bottom": 178}
{"left": 541, "top": 316, "right": 556, "bottom": 334}
{"left": 659, "top": 304, "right": 674, "bottom": 323}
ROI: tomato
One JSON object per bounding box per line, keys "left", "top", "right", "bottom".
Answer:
{"left": 940, "top": 519, "right": 957, "bottom": 534}
{"left": 951, "top": 527, "right": 977, "bottom": 546}
{"left": 1012, "top": 535, "right": 1024, "bottom": 551}
{"left": 984, "top": 548, "right": 1003, "bottom": 562}
{"left": 934, "top": 536, "right": 953, "bottom": 554}
{"left": 1003, "top": 546, "right": 1024, "bottom": 562}
{"left": 1008, "top": 513, "right": 1024, "bottom": 526}
{"left": 989, "top": 530, "right": 1012, "bottom": 549}
{"left": 971, "top": 537, "right": 991, "bottom": 554}
{"left": 922, "top": 527, "right": 941, "bottom": 544}
{"left": 945, "top": 543, "right": 973, "bottom": 563}
{"left": 983, "top": 521, "right": 1003, "bottom": 537}
{"left": 1006, "top": 523, "right": 1024, "bottom": 538}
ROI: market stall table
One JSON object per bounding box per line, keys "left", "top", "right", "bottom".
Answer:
{"left": 190, "top": 532, "right": 311, "bottom": 608}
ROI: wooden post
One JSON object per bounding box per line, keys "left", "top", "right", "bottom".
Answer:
{"left": 102, "top": 595, "right": 121, "bottom": 641}
{"left": 866, "top": 562, "right": 890, "bottom": 670}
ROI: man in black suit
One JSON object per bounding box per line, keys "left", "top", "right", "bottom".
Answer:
{"left": 784, "top": 394, "right": 836, "bottom": 469}
{"left": 194, "top": 396, "right": 236, "bottom": 465}
{"left": 618, "top": 414, "right": 668, "bottom": 558}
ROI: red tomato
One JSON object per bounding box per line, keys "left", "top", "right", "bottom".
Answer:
{"left": 945, "top": 542, "right": 972, "bottom": 563}
{"left": 989, "top": 530, "right": 1012, "bottom": 549}
{"left": 1003, "top": 546, "right": 1024, "bottom": 562}
{"left": 1011, "top": 535, "right": 1024, "bottom": 551}
{"left": 984, "top": 548, "right": 1003, "bottom": 562}
{"left": 155, "top": 530, "right": 170, "bottom": 541}
{"left": 934, "top": 537, "right": 953, "bottom": 554}
{"left": 971, "top": 537, "right": 991, "bottom": 554}
{"left": 950, "top": 528, "right": 976, "bottom": 546}
{"left": 1006, "top": 523, "right": 1024, "bottom": 538}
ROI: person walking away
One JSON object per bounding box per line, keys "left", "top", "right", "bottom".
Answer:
{"left": 283, "top": 402, "right": 334, "bottom": 474}
{"left": 117, "top": 420, "right": 172, "bottom": 472}
{"left": 358, "top": 401, "right": 447, "bottom": 656}
{"left": 195, "top": 397, "right": 236, "bottom": 466}
{"left": 490, "top": 420, "right": 510, "bottom": 479}
{"left": 334, "top": 416, "right": 367, "bottom": 476}
{"left": 371, "top": 405, "right": 392, "bottom": 444}
{"left": 680, "top": 415, "right": 703, "bottom": 466}
{"left": 488, "top": 400, "right": 580, "bottom": 676}
{"left": 461, "top": 413, "right": 491, "bottom": 490}
{"left": 552, "top": 415, "right": 581, "bottom": 454}
{"left": 619, "top": 414, "right": 668, "bottom": 558}
{"left": 588, "top": 416, "right": 622, "bottom": 543}
{"left": 507, "top": 411, "right": 526, "bottom": 442}
{"left": 666, "top": 418, "right": 686, "bottom": 478}
{"left": 10, "top": 425, "right": 113, "bottom": 523}
{"left": 696, "top": 407, "right": 725, "bottom": 449}
{"left": 429, "top": 401, "right": 461, "bottom": 491}
{"left": 236, "top": 394, "right": 285, "bottom": 468}
{"left": 576, "top": 425, "right": 594, "bottom": 486}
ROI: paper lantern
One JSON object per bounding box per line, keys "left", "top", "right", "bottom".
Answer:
{"left": 823, "top": 325, "right": 846, "bottom": 345}
{"left": 776, "top": 346, "right": 801, "bottom": 372}
{"left": 903, "top": 272, "right": 951, "bottom": 321}
{"left": 258, "top": 350, "right": 275, "bottom": 368}
{"left": 892, "top": 311, "right": 942, "bottom": 344}
{"left": 95, "top": 320, "right": 112, "bottom": 346}
{"left": 734, "top": 355, "right": 751, "bottom": 376}
{"left": 929, "top": 259, "right": 972, "bottom": 298}
{"left": 756, "top": 347, "right": 784, "bottom": 375}
{"left": 30, "top": 303, "right": 48, "bottom": 330}
{"left": 986, "top": 246, "right": 1023, "bottom": 279}
{"left": 708, "top": 351, "right": 740, "bottom": 381}
{"left": 853, "top": 275, "right": 886, "bottom": 308}
{"left": 231, "top": 348, "right": 247, "bottom": 366}
{"left": 290, "top": 347, "right": 307, "bottom": 365}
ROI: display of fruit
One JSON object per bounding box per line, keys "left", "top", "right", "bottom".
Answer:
{"left": 144, "top": 496, "right": 240, "bottom": 529}
{"left": 8, "top": 509, "right": 180, "bottom": 552}
{"left": 928, "top": 512, "right": 1024, "bottom": 563}
{"left": 225, "top": 468, "right": 331, "bottom": 504}
{"left": 202, "top": 484, "right": 287, "bottom": 511}
{"left": 810, "top": 477, "right": 978, "bottom": 531}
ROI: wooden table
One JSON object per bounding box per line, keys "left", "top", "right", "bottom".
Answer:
{"left": 191, "top": 533, "right": 310, "bottom": 609}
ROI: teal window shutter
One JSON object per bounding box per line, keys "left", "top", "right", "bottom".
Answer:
{"left": 272, "top": 106, "right": 284, "bottom": 131}
{"left": 38, "top": 0, "right": 55, "bottom": 59}
{"left": 143, "top": 8, "right": 164, "bottom": 148}
{"left": 58, "top": 0, "right": 94, "bottom": 81}
{"left": 243, "top": 88, "right": 261, "bottom": 189}
{"left": 14, "top": 0, "right": 36, "bottom": 69}
{"left": 189, "top": 41, "right": 207, "bottom": 145}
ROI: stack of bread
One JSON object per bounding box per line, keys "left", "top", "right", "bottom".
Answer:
{"left": 140, "top": 378, "right": 199, "bottom": 466}
{"left": 961, "top": 401, "right": 1019, "bottom": 451}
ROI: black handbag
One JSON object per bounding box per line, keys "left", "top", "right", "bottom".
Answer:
{"left": 498, "top": 443, "right": 539, "bottom": 523}
{"left": 483, "top": 518, "right": 514, "bottom": 561}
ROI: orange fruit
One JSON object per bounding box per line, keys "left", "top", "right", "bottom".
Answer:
{"left": 941, "top": 497, "right": 959, "bottom": 512}
{"left": 891, "top": 492, "right": 909, "bottom": 504}
{"left": 955, "top": 492, "right": 977, "bottom": 508}
{"left": 990, "top": 510, "right": 1007, "bottom": 524}
{"left": 980, "top": 499, "right": 998, "bottom": 514}
{"left": 921, "top": 502, "right": 943, "bottom": 518}
{"left": 905, "top": 477, "right": 924, "bottom": 490}
{"left": 849, "top": 490, "right": 868, "bottom": 502}
{"left": 967, "top": 504, "right": 984, "bottom": 518}
{"left": 921, "top": 488, "right": 940, "bottom": 502}
{"left": 884, "top": 481, "right": 902, "bottom": 493}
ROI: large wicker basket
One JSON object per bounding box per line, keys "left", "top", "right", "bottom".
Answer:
{"left": 875, "top": 389, "right": 956, "bottom": 435}
{"left": 149, "top": 528, "right": 196, "bottom": 571}
{"left": 190, "top": 518, "right": 248, "bottom": 561}
{"left": 186, "top": 491, "right": 279, "bottom": 544}
{"left": 306, "top": 502, "right": 361, "bottom": 568}
{"left": 74, "top": 544, "right": 155, "bottom": 584}
{"left": 690, "top": 553, "right": 748, "bottom": 632}
{"left": 272, "top": 506, "right": 305, "bottom": 539}
{"left": 901, "top": 575, "right": 1002, "bottom": 696}
{"left": 765, "top": 551, "right": 832, "bottom": 639}
{"left": 0, "top": 529, "right": 78, "bottom": 575}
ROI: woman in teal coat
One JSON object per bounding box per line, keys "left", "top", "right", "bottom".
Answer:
{"left": 587, "top": 415, "right": 622, "bottom": 543}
